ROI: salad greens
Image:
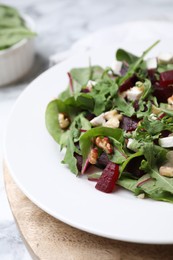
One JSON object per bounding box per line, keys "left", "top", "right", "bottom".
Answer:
{"left": 0, "top": 4, "right": 36, "bottom": 50}
{"left": 46, "top": 41, "right": 173, "bottom": 203}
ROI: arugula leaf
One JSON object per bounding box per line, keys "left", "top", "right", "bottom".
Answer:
{"left": 116, "top": 49, "right": 139, "bottom": 64}
{"left": 90, "top": 78, "right": 118, "bottom": 115}
{"left": 141, "top": 79, "right": 153, "bottom": 100}
{"left": 142, "top": 117, "right": 164, "bottom": 135}
{"left": 118, "top": 40, "right": 160, "bottom": 85}
{"left": 114, "top": 95, "right": 135, "bottom": 117}
{"left": 70, "top": 67, "right": 91, "bottom": 88}
{"left": 58, "top": 66, "right": 104, "bottom": 100}
{"left": 117, "top": 175, "right": 138, "bottom": 193}
{"left": 75, "top": 93, "right": 95, "bottom": 111}
{"left": 57, "top": 93, "right": 95, "bottom": 113}
{"left": 45, "top": 99, "right": 69, "bottom": 147}
{"left": 70, "top": 65, "right": 104, "bottom": 87}
{"left": 160, "top": 103, "right": 173, "bottom": 116}
{"left": 139, "top": 143, "right": 173, "bottom": 201}
{"left": 69, "top": 113, "right": 91, "bottom": 143}
{"left": 62, "top": 114, "right": 91, "bottom": 175}
{"left": 91, "top": 66, "right": 104, "bottom": 80}
{"left": 142, "top": 143, "right": 167, "bottom": 169}
{"left": 136, "top": 100, "right": 152, "bottom": 119}
{"left": 108, "top": 138, "right": 127, "bottom": 164}
{"left": 151, "top": 169, "right": 173, "bottom": 194}
{"left": 61, "top": 132, "right": 79, "bottom": 175}
{"left": 136, "top": 171, "right": 173, "bottom": 203}
{"left": 120, "top": 151, "right": 143, "bottom": 173}
{"left": 157, "top": 64, "right": 173, "bottom": 73}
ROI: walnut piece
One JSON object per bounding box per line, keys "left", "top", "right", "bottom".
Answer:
{"left": 95, "top": 137, "right": 113, "bottom": 154}
{"left": 58, "top": 113, "right": 70, "bottom": 129}
{"left": 88, "top": 148, "right": 98, "bottom": 164}
{"left": 159, "top": 166, "right": 173, "bottom": 177}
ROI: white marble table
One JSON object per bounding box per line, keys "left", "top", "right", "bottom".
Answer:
{"left": 1, "top": 0, "right": 173, "bottom": 259}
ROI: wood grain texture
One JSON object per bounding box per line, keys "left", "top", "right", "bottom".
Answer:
{"left": 3, "top": 163, "right": 173, "bottom": 260}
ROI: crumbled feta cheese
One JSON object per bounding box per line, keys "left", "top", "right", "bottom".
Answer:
{"left": 86, "top": 80, "right": 96, "bottom": 91}
{"left": 126, "top": 138, "right": 139, "bottom": 152}
{"left": 104, "top": 110, "right": 118, "bottom": 120}
{"left": 103, "top": 117, "right": 120, "bottom": 128}
{"left": 90, "top": 113, "right": 106, "bottom": 126}
{"left": 91, "top": 109, "right": 123, "bottom": 128}
{"left": 158, "top": 52, "right": 173, "bottom": 64}
{"left": 159, "top": 136, "right": 173, "bottom": 148}
{"left": 127, "top": 138, "right": 134, "bottom": 150}
{"left": 149, "top": 113, "right": 157, "bottom": 120}
{"left": 146, "top": 58, "right": 157, "bottom": 70}
{"left": 111, "top": 60, "right": 122, "bottom": 75}
{"left": 126, "top": 86, "right": 143, "bottom": 101}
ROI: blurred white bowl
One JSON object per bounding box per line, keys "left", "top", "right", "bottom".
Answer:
{"left": 0, "top": 14, "right": 35, "bottom": 86}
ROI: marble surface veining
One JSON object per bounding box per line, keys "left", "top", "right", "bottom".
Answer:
{"left": 1, "top": 0, "right": 173, "bottom": 259}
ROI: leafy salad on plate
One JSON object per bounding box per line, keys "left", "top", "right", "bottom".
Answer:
{"left": 46, "top": 40, "right": 173, "bottom": 203}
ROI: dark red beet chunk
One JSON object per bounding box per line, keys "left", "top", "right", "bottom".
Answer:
{"left": 85, "top": 112, "right": 95, "bottom": 121}
{"left": 120, "top": 116, "right": 139, "bottom": 132}
{"left": 96, "top": 152, "right": 110, "bottom": 169}
{"left": 133, "top": 100, "right": 139, "bottom": 111}
{"left": 153, "top": 82, "right": 173, "bottom": 103}
{"left": 81, "top": 88, "right": 90, "bottom": 93}
{"left": 160, "top": 70, "right": 173, "bottom": 87}
{"left": 160, "top": 130, "right": 172, "bottom": 138}
{"left": 125, "top": 156, "right": 145, "bottom": 178}
{"left": 147, "top": 69, "right": 157, "bottom": 84}
{"left": 119, "top": 75, "right": 138, "bottom": 93}
{"left": 95, "top": 162, "right": 119, "bottom": 193}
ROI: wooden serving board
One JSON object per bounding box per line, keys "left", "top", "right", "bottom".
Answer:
{"left": 3, "top": 163, "right": 173, "bottom": 260}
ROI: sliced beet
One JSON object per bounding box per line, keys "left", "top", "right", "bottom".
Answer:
{"left": 160, "top": 130, "right": 172, "bottom": 138}
{"left": 120, "top": 116, "right": 139, "bottom": 132}
{"left": 85, "top": 112, "right": 95, "bottom": 121}
{"left": 147, "top": 69, "right": 157, "bottom": 83}
{"left": 119, "top": 74, "right": 138, "bottom": 93}
{"left": 153, "top": 82, "right": 173, "bottom": 103}
{"left": 96, "top": 152, "right": 109, "bottom": 169}
{"left": 81, "top": 88, "right": 90, "bottom": 93}
{"left": 95, "top": 162, "right": 119, "bottom": 193}
{"left": 133, "top": 100, "right": 139, "bottom": 111}
{"left": 159, "top": 70, "right": 173, "bottom": 87}
{"left": 125, "top": 156, "right": 145, "bottom": 178}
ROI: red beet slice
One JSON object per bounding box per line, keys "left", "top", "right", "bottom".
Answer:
{"left": 125, "top": 156, "right": 145, "bottom": 178}
{"left": 153, "top": 82, "right": 173, "bottom": 103}
{"left": 147, "top": 69, "right": 157, "bottom": 83}
{"left": 159, "top": 70, "right": 173, "bottom": 87}
{"left": 95, "top": 162, "right": 119, "bottom": 193}
{"left": 120, "top": 116, "right": 139, "bottom": 132}
{"left": 96, "top": 152, "right": 110, "bottom": 169}
{"left": 119, "top": 74, "right": 138, "bottom": 93}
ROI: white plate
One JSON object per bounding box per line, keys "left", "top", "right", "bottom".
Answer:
{"left": 4, "top": 32, "right": 173, "bottom": 244}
